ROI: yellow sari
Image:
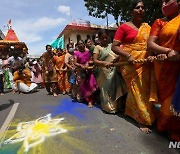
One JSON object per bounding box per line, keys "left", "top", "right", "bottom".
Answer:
{"left": 120, "top": 23, "right": 158, "bottom": 125}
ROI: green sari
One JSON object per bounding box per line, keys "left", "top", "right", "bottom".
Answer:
{"left": 95, "top": 44, "right": 127, "bottom": 113}
{"left": 4, "top": 70, "right": 11, "bottom": 89}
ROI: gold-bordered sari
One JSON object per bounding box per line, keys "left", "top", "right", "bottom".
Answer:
{"left": 151, "top": 15, "right": 180, "bottom": 141}
{"left": 94, "top": 44, "right": 127, "bottom": 113}
{"left": 120, "top": 23, "right": 158, "bottom": 125}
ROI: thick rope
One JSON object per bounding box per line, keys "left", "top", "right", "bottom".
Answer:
{"left": 60, "top": 58, "right": 158, "bottom": 71}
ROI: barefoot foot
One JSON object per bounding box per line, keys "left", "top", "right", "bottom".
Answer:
{"left": 53, "top": 93, "right": 58, "bottom": 97}
{"left": 139, "top": 124, "right": 152, "bottom": 134}
{"left": 88, "top": 102, "right": 93, "bottom": 108}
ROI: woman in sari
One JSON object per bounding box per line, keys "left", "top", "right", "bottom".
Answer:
{"left": 54, "top": 48, "right": 70, "bottom": 94}
{"left": 3, "top": 60, "right": 11, "bottom": 89}
{"left": 93, "top": 29, "right": 127, "bottom": 113}
{"left": 74, "top": 40, "right": 97, "bottom": 108}
{"left": 85, "top": 38, "right": 94, "bottom": 58}
{"left": 147, "top": 0, "right": 180, "bottom": 141}
{"left": 112, "top": 0, "right": 158, "bottom": 133}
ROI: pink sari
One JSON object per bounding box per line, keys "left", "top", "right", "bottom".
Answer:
{"left": 74, "top": 50, "right": 97, "bottom": 101}
{"left": 32, "top": 63, "right": 43, "bottom": 84}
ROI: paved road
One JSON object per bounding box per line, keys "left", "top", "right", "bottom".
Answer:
{"left": 0, "top": 89, "right": 179, "bottom": 154}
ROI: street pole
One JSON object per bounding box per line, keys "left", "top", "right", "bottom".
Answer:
{"left": 106, "top": 13, "right": 109, "bottom": 29}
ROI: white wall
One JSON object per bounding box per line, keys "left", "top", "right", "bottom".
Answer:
{"left": 64, "top": 31, "right": 97, "bottom": 48}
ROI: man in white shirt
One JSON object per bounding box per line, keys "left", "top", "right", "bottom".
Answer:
{"left": 8, "top": 51, "right": 23, "bottom": 73}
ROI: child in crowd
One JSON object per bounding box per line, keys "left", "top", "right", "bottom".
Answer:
{"left": 64, "top": 44, "right": 79, "bottom": 100}
{"left": 32, "top": 60, "right": 43, "bottom": 88}
{"left": 68, "top": 56, "right": 78, "bottom": 99}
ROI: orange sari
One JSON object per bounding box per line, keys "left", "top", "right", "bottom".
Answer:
{"left": 151, "top": 15, "right": 180, "bottom": 141}
{"left": 120, "top": 23, "right": 158, "bottom": 125}
{"left": 54, "top": 55, "right": 70, "bottom": 93}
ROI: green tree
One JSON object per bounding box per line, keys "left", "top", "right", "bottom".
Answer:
{"left": 84, "top": 0, "right": 162, "bottom": 26}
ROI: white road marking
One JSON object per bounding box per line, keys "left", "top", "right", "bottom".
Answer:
{"left": 0, "top": 102, "right": 19, "bottom": 148}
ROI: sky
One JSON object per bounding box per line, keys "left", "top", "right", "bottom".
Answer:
{"left": 0, "top": 0, "right": 115, "bottom": 55}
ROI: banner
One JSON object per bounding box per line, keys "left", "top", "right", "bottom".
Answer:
{"left": 50, "top": 35, "right": 64, "bottom": 49}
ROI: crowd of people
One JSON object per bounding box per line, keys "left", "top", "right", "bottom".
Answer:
{"left": 0, "top": 0, "right": 179, "bottom": 141}
{"left": 0, "top": 49, "right": 42, "bottom": 94}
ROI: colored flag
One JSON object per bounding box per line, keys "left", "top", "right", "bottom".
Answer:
{"left": 8, "top": 19, "right": 12, "bottom": 25}
{"left": 50, "top": 35, "right": 64, "bottom": 49}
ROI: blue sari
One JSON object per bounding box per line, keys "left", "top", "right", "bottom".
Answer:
{"left": 172, "top": 73, "right": 180, "bottom": 112}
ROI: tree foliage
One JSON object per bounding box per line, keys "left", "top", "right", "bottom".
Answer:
{"left": 84, "top": 0, "right": 162, "bottom": 26}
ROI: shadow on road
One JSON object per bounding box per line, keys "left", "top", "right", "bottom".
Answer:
{"left": 117, "top": 112, "right": 139, "bottom": 128}
{"left": 117, "top": 112, "right": 180, "bottom": 154}
{"left": 140, "top": 128, "right": 180, "bottom": 154}
{"left": 0, "top": 99, "right": 14, "bottom": 111}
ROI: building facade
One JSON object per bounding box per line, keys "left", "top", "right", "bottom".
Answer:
{"left": 58, "top": 20, "right": 117, "bottom": 48}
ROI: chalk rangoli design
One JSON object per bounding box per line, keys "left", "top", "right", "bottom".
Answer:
{"left": 3, "top": 114, "right": 67, "bottom": 152}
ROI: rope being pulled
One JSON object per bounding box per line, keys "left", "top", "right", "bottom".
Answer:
{"left": 113, "top": 58, "right": 152, "bottom": 67}
{"left": 60, "top": 58, "right": 158, "bottom": 71}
